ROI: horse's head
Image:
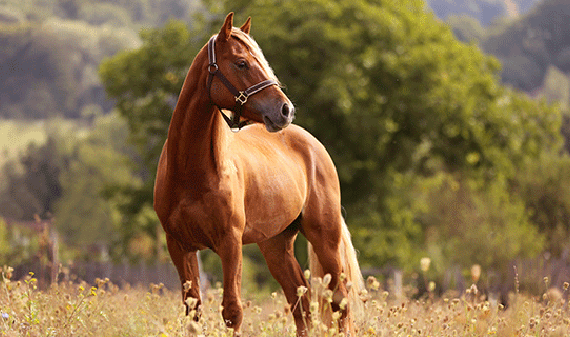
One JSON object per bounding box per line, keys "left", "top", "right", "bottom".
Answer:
{"left": 207, "top": 13, "right": 294, "bottom": 132}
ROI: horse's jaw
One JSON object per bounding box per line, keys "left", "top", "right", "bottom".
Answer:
{"left": 263, "top": 116, "right": 286, "bottom": 132}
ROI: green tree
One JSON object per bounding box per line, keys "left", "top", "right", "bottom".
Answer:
{"left": 54, "top": 113, "right": 140, "bottom": 260}
{"left": 418, "top": 173, "right": 544, "bottom": 273}
{"left": 0, "top": 219, "right": 10, "bottom": 264}
{"left": 0, "top": 218, "right": 42, "bottom": 266}
{"left": 0, "top": 134, "right": 65, "bottom": 221}
{"left": 512, "top": 154, "right": 570, "bottom": 257}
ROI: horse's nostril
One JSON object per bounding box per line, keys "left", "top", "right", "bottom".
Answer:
{"left": 281, "top": 103, "right": 290, "bottom": 118}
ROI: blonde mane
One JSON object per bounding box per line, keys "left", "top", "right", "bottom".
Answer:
{"left": 230, "top": 28, "right": 281, "bottom": 86}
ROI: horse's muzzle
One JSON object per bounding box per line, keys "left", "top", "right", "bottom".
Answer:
{"left": 263, "top": 102, "right": 294, "bottom": 132}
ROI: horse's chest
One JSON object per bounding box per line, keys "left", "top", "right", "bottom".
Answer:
{"left": 164, "top": 191, "right": 234, "bottom": 249}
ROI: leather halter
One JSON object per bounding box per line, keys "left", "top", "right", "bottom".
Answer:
{"left": 206, "top": 35, "right": 278, "bottom": 132}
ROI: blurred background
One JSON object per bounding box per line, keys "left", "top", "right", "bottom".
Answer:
{"left": 1, "top": 0, "right": 570, "bottom": 301}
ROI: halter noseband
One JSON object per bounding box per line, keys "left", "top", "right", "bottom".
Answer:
{"left": 206, "top": 35, "right": 278, "bottom": 132}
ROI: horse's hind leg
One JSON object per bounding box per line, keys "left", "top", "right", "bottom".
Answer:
{"left": 258, "top": 225, "right": 310, "bottom": 336}
{"left": 301, "top": 208, "right": 352, "bottom": 332}
{"left": 166, "top": 234, "right": 202, "bottom": 318}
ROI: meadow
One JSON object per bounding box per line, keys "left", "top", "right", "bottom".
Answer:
{"left": 1, "top": 266, "right": 569, "bottom": 337}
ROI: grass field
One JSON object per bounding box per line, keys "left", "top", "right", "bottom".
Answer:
{"left": 1, "top": 267, "right": 570, "bottom": 337}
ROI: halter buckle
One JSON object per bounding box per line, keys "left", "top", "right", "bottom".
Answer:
{"left": 235, "top": 92, "right": 248, "bottom": 105}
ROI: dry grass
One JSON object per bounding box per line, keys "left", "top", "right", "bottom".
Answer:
{"left": 1, "top": 266, "right": 570, "bottom": 337}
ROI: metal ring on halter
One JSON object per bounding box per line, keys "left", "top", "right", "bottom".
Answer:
{"left": 235, "top": 92, "right": 248, "bottom": 105}
{"left": 208, "top": 64, "right": 219, "bottom": 74}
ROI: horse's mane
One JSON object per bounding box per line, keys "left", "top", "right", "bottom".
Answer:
{"left": 229, "top": 28, "right": 282, "bottom": 87}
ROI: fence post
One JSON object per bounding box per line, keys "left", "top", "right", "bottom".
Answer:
{"left": 392, "top": 270, "right": 403, "bottom": 299}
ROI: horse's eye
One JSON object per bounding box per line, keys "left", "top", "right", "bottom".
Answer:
{"left": 236, "top": 60, "right": 248, "bottom": 69}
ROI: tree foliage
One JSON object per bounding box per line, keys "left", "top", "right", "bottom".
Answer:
{"left": 513, "top": 154, "right": 570, "bottom": 257}
{"left": 53, "top": 114, "right": 139, "bottom": 257}
{"left": 0, "top": 115, "right": 143, "bottom": 261}
{"left": 0, "top": 133, "right": 66, "bottom": 221}
{"left": 0, "top": 218, "right": 42, "bottom": 266}
{"left": 419, "top": 173, "right": 544, "bottom": 273}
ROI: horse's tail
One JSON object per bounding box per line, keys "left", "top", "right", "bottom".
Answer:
{"left": 308, "top": 217, "right": 364, "bottom": 313}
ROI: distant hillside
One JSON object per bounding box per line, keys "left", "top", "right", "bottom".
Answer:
{"left": 443, "top": 0, "right": 570, "bottom": 152}
{"left": 443, "top": 0, "right": 570, "bottom": 111}
{"left": 483, "top": 0, "right": 570, "bottom": 92}
{"left": 426, "top": 0, "right": 541, "bottom": 25}
{"left": 0, "top": 0, "right": 564, "bottom": 119}
{"left": 0, "top": 0, "right": 200, "bottom": 119}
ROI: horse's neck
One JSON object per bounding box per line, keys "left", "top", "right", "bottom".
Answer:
{"left": 166, "top": 53, "right": 228, "bottom": 188}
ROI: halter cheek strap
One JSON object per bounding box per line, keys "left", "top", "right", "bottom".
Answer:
{"left": 206, "top": 35, "right": 278, "bottom": 132}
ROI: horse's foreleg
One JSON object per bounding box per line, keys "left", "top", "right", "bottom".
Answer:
{"left": 217, "top": 234, "right": 244, "bottom": 332}
{"left": 258, "top": 227, "right": 310, "bottom": 336}
{"left": 166, "top": 234, "right": 202, "bottom": 318}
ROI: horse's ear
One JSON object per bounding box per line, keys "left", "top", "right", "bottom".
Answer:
{"left": 240, "top": 17, "right": 251, "bottom": 34}
{"left": 218, "top": 12, "right": 234, "bottom": 42}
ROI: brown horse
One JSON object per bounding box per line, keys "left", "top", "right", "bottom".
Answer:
{"left": 153, "top": 13, "right": 364, "bottom": 336}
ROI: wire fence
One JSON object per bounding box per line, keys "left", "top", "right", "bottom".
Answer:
{"left": 9, "top": 255, "right": 570, "bottom": 302}
{"left": 11, "top": 260, "right": 181, "bottom": 290}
